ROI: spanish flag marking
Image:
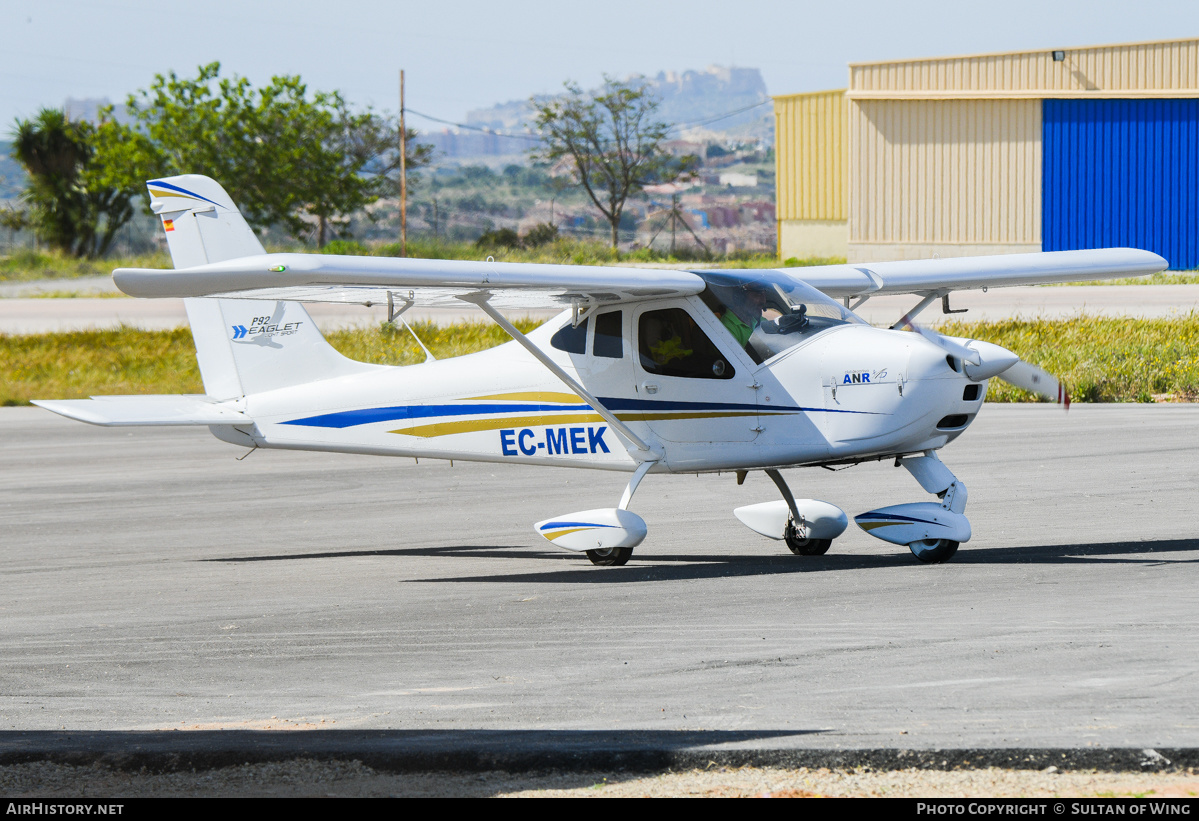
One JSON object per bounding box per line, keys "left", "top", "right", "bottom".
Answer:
{"left": 163, "top": 218, "right": 175, "bottom": 232}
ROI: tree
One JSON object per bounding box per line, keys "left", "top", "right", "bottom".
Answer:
{"left": 95, "top": 63, "right": 430, "bottom": 247}
{"left": 9, "top": 108, "right": 135, "bottom": 258}
{"left": 531, "top": 77, "right": 694, "bottom": 248}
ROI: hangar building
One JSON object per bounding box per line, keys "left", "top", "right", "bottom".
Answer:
{"left": 775, "top": 38, "right": 1199, "bottom": 268}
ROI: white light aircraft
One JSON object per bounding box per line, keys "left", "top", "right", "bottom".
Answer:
{"left": 35, "top": 176, "right": 1167, "bottom": 565}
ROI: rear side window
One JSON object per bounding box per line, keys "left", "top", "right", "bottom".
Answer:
{"left": 638, "top": 308, "right": 734, "bottom": 379}
{"left": 550, "top": 317, "right": 588, "bottom": 354}
{"left": 594, "top": 311, "right": 623, "bottom": 358}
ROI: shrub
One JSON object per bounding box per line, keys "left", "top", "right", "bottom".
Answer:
{"left": 522, "top": 222, "right": 559, "bottom": 248}
{"left": 475, "top": 228, "right": 522, "bottom": 249}
{"left": 321, "top": 239, "right": 369, "bottom": 255}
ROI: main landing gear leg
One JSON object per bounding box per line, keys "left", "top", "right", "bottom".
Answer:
{"left": 765, "top": 469, "right": 831, "bottom": 556}
{"left": 585, "top": 460, "right": 654, "bottom": 567}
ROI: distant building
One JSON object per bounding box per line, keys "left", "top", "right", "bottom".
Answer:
{"left": 63, "top": 97, "right": 129, "bottom": 124}
{"left": 661, "top": 140, "right": 705, "bottom": 158}
{"left": 417, "top": 128, "right": 535, "bottom": 160}
{"left": 718, "top": 172, "right": 757, "bottom": 188}
{"left": 776, "top": 38, "right": 1199, "bottom": 268}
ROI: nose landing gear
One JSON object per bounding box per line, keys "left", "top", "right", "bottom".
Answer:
{"left": 854, "top": 452, "right": 971, "bottom": 563}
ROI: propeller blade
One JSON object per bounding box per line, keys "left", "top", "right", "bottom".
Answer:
{"left": 998, "top": 360, "right": 1071, "bottom": 409}
{"left": 897, "top": 317, "right": 1069, "bottom": 409}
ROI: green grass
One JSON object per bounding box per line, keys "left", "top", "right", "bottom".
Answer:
{"left": 1, "top": 327, "right": 204, "bottom": 404}
{"left": 325, "top": 319, "right": 543, "bottom": 366}
{"left": 0, "top": 320, "right": 542, "bottom": 405}
{"left": 6, "top": 241, "right": 1197, "bottom": 283}
{"left": 366, "top": 238, "right": 806, "bottom": 267}
{"left": 5, "top": 316, "right": 1198, "bottom": 406}
{"left": 27, "top": 290, "right": 129, "bottom": 299}
{"left": 1047, "top": 271, "right": 1199, "bottom": 286}
{"left": 940, "top": 315, "right": 1199, "bottom": 402}
{"left": 1, "top": 241, "right": 828, "bottom": 283}
{"left": 0, "top": 249, "right": 172, "bottom": 283}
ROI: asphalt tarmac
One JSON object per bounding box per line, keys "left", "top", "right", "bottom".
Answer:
{"left": 1, "top": 403, "right": 1197, "bottom": 768}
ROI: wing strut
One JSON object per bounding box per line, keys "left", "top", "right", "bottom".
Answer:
{"left": 386, "top": 290, "right": 437, "bottom": 362}
{"left": 459, "top": 293, "right": 659, "bottom": 459}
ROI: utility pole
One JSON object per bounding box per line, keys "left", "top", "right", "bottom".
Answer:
{"left": 399, "top": 69, "right": 407, "bottom": 257}
{"left": 646, "top": 190, "right": 708, "bottom": 257}
{"left": 671, "top": 192, "right": 677, "bottom": 255}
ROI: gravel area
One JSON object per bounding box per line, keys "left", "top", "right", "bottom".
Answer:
{"left": 0, "top": 760, "right": 1197, "bottom": 798}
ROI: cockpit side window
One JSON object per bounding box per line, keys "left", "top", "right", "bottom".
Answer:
{"left": 593, "top": 310, "right": 623, "bottom": 358}
{"left": 550, "top": 317, "right": 588, "bottom": 354}
{"left": 638, "top": 307, "right": 734, "bottom": 380}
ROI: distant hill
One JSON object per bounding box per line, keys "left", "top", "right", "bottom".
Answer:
{"left": 426, "top": 65, "right": 772, "bottom": 162}
{"left": 644, "top": 65, "right": 769, "bottom": 132}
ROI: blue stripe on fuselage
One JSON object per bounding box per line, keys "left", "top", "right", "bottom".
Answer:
{"left": 280, "top": 396, "right": 877, "bottom": 429}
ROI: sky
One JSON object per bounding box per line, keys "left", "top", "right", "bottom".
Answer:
{"left": 2, "top": 0, "right": 1197, "bottom": 134}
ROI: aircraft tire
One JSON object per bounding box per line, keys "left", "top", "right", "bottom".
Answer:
{"left": 586, "top": 547, "right": 633, "bottom": 566}
{"left": 908, "top": 539, "right": 959, "bottom": 563}
{"left": 784, "top": 534, "right": 832, "bottom": 556}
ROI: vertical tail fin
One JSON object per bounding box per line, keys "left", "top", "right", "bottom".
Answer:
{"left": 148, "top": 175, "right": 377, "bottom": 399}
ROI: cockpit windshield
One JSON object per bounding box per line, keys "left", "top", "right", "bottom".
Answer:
{"left": 695, "top": 269, "right": 866, "bottom": 363}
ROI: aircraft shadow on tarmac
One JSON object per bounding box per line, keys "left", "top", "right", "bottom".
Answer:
{"left": 203, "top": 538, "right": 1199, "bottom": 585}
{"left": 4, "top": 730, "right": 1186, "bottom": 776}
{"left": 0, "top": 728, "right": 826, "bottom": 774}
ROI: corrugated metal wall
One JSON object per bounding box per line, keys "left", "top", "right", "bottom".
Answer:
{"left": 851, "top": 38, "right": 1199, "bottom": 97}
{"left": 849, "top": 99, "right": 1041, "bottom": 245}
{"left": 774, "top": 90, "right": 848, "bottom": 221}
{"left": 776, "top": 38, "right": 1199, "bottom": 262}
{"left": 1043, "top": 98, "right": 1199, "bottom": 268}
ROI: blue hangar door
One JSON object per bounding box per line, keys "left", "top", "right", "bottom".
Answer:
{"left": 1043, "top": 99, "right": 1199, "bottom": 270}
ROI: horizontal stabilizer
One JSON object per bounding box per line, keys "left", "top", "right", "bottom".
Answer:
{"left": 32, "top": 395, "right": 249, "bottom": 427}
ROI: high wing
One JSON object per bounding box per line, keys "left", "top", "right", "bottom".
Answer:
{"left": 114, "top": 254, "right": 705, "bottom": 312}
{"left": 113, "top": 247, "right": 1167, "bottom": 312}
{"left": 745, "top": 248, "right": 1167, "bottom": 300}
{"left": 113, "top": 175, "right": 1164, "bottom": 309}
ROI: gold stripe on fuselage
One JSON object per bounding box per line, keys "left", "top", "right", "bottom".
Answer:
{"left": 464, "top": 391, "right": 586, "bottom": 404}
{"left": 389, "top": 410, "right": 781, "bottom": 438}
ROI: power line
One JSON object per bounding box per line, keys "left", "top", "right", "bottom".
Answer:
{"left": 668, "top": 99, "right": 772, "bottom": 131}
{"left": 406, "top": 97, "right": 773, "bottom": 143}
{"left": 406, "top": 108, "right": 542, "bottom": 143}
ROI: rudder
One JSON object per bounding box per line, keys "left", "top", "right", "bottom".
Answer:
{"left": 148, "top": 175, "right": 378, "bottom": 399}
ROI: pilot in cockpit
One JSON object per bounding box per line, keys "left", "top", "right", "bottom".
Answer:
{"left": 706, "top": 280, "right": 808, "bottom": 363}
{"left": 718, "top": 283, "right": 770, "bottom": 345}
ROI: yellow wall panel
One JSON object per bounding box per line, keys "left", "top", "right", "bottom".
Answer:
{"left": 773, "top": 90, "right": 848, "bottom": 220}
{"left": 850, "top": 38, "right": 1199, "bottom": 98}
{"left": 848, "top": 99, "right": 1041, "bottom": 245}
